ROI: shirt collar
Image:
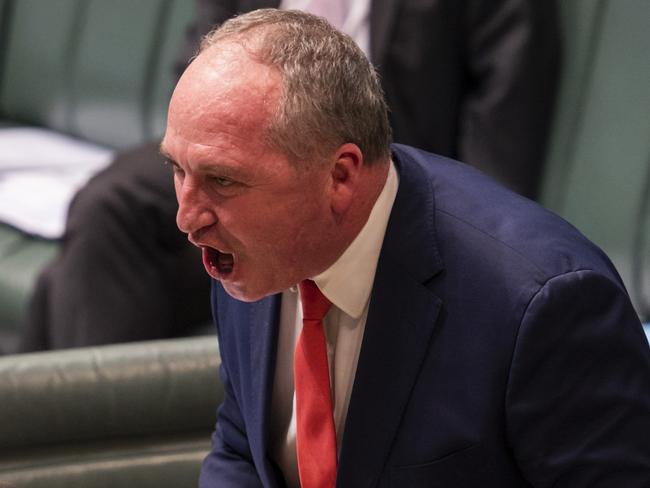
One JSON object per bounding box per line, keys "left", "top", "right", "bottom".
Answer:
{"left": 312, "top": 161, "right": 398, "bottom": 318}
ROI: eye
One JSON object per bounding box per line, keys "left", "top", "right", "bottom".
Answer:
{"left": 211, "top": 176, "right": 235, "bottom": 187}
{"left": 207, "top": 175, "right": 244, "bottom": 197}
{"left": 165, "top": 160, "right": 185, "bottom": 177}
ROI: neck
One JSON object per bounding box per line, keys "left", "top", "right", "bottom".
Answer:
{"left": 349, "top": 160, "right": 390, "bottom": 233}
{"left": 322, "top": 160, "right": 390, "bottom": 272}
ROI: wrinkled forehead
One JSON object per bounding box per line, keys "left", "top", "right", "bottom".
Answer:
{"left": 167, "top": 43, "right": 282, "bottom": 140}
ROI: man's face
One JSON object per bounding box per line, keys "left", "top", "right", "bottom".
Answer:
{"left": 161, "top": 44, "right": 340, "bottom": 301}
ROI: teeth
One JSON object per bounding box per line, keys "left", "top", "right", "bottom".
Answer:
{"left": 218, "top": 252, "right": 234, "bottom": 272}
{"left": 204, "top": 247, "right": 234, "bottom": 275}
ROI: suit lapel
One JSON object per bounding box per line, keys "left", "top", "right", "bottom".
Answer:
{"left": 337, "top": 147, "right": 444, "bottom": 487}
{"left": 370, "top": 0, "right": 400, "bottom": 64}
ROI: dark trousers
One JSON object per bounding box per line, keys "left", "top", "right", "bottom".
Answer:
{"left": 21, "top": 142, "right": 211, "bottom": 351}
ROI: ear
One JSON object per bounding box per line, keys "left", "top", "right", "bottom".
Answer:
{"left": 329, "top": 143, "right": 363, "bottom": 216}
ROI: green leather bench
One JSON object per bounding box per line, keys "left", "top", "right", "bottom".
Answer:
{"left": 0, "top": 0, "right": 194, "bottom": 353}
{"left": 0, "top": 336, "right": 222, "bottom": 487}
{"left": 0, "top": 225, "right": 56, "bottom": 353}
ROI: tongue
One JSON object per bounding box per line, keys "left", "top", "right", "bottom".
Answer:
{"left": 217, "top": 251, "right": 234, "bottom": 273}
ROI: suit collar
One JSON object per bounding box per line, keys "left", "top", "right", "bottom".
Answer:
{"left": 337, "top": 145, "right": 444, "bottom": 486}
{"left": 376, "top": 145, "right": 443, "bottom": 282}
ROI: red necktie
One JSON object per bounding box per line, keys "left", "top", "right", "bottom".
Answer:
{"left": 295, "top": 280, "right": 337, "bottom": 488}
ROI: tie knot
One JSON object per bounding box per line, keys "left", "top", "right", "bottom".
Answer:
{"left": 299, "top": 280, "right": 332, "bottom": 321}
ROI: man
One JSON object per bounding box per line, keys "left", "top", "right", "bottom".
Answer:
{"left": 22, "top": 0, "right": 559, "bottom": 351}
{"left": 161, "top": 9, "right": 650, "bottom": 488}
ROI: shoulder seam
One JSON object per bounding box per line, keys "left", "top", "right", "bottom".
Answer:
{"left": 436, "top": 207, "right": 547, "bottom": 275}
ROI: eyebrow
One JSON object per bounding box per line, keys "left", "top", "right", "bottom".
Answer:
{"left": 158, "top": 144, "right": 245, "bottom": 181}
{"left": 159, "top": 143, "right": 174, "bottom": 164}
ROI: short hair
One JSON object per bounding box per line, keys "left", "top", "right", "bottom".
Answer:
{"left": 199, "top": 9, "right": 391, "bottom": 166}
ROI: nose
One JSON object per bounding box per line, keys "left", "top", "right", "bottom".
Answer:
{"left": 175, "top": 179, "right": 217, "bottom": 236}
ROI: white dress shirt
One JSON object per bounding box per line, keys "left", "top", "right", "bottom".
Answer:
{"left": 269, "top": 162, "right": 398, "bottom": 487}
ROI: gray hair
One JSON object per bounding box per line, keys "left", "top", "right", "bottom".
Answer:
{"left": 199, "top": 9, "right": 391, "bottom": 166}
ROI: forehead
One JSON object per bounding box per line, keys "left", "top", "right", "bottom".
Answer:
{"left": 166, "top": 42, "right": 282, "bottom": 147}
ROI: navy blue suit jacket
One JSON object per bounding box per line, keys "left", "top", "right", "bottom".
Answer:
{"left": 200, "top": 145, "right": 650, "bottom": 487}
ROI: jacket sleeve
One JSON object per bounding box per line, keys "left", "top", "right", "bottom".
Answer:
{"left": 199, "top": 361, "right": 265, "bottom": 488}
{"left": 506, "top": 269, "right": 650, "bottom": 487}
{"left": 199, "top": 283, "right": 265, "bottom": 488}
{"left": 459, "top": 0, "right": 561, "bottom": 198}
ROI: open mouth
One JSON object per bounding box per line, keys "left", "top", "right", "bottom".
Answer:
{"left": 202, "top": 246, "right": 235, "bottom": 278}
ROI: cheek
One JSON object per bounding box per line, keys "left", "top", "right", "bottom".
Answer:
{"left": 282, "top": 201, "right": 330, "bottom": 251}
{"left": 217, "top": 204, "right": 279, "bottom": 249}
{"left": 225, "top": 191, "right": 330, "bottom": 255}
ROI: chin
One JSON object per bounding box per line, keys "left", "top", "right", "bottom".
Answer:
{"left": 220, "top": 281, "right": 273, "bottom": 303}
